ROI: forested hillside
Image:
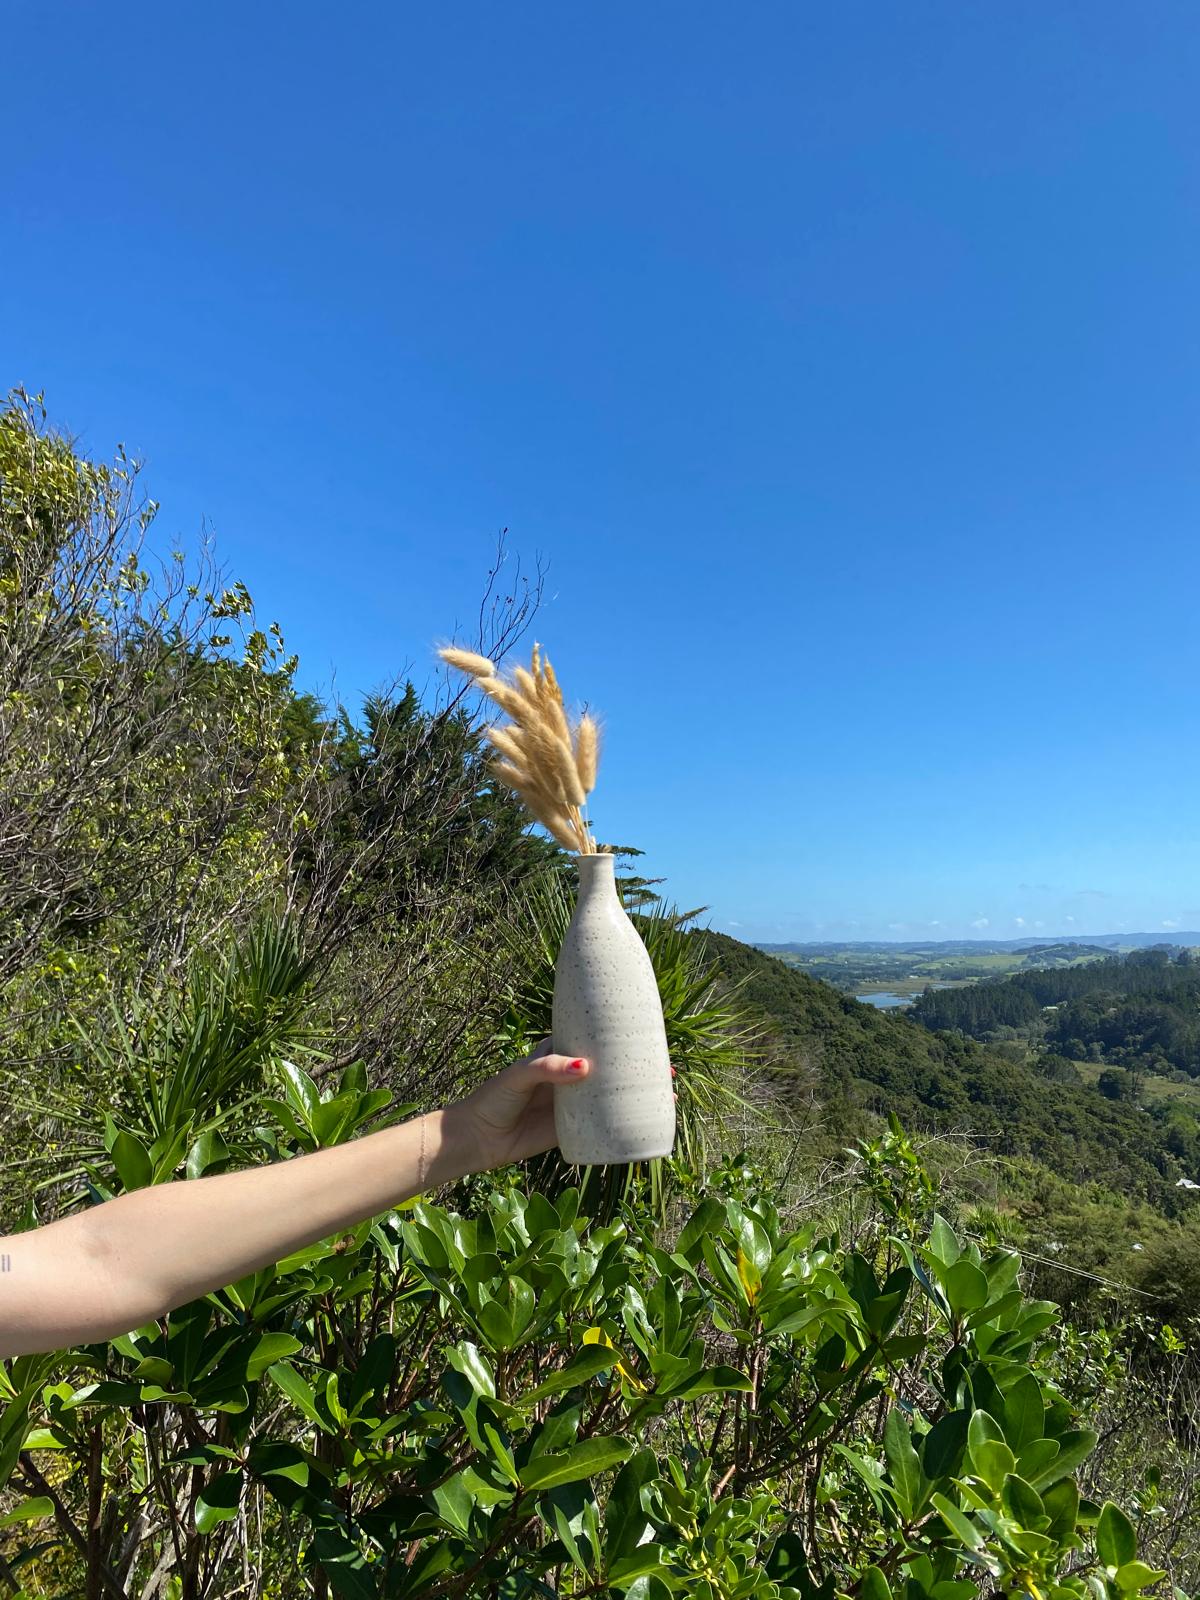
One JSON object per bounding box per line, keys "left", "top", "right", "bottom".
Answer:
{"left": 692, "top": 931, "right": 1200, "bottom": 1325}
{"left": 696, "top": 931, "right": 1200, "bottom": 1208}
{"left": 911, "top": 947, "right": 1200, "bottom": 1078}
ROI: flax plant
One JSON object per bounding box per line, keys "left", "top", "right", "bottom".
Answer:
{"left": 490, "top": 864, "right": 774, "bottom": 1220}
{"left": 438, "top": 642, "right": 602, "bottom": 854}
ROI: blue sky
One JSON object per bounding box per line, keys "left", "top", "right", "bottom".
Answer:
{"left": 5, "top": 4, "right": 1200, "bottom": 943}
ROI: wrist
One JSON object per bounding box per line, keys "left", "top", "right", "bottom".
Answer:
{"left": 425, "top": 1104, "right": 484, "bottom": 1185}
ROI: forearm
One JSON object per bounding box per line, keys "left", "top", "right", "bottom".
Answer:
{"left": 83, "top": 1106, "right": 479, "bottom": 1327}
{"left": 1, "top": 1044, "right": 580, "bottom": 1358}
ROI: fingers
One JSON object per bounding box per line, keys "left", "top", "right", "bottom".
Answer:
{"left": 508, "top": 1046, "right": 591, "bottom": 1089}
{"left": 518, "top": 1049, "right": 681, "bottom": 1088}
{"left": 511, "top": 1045, "right": 678, "bottom": 1092}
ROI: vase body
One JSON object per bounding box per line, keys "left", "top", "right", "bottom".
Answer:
{"left": 552, "top": 851, "right": 677, "bottom": 1164}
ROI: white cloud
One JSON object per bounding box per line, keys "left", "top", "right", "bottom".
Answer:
{"left": 1014, "top": 916, "right": 1026, "bottom": 928}
{"left": 929, "top": 920, "right": 941, "bottom": 927}
{"left": 1034, "top": 920, "right": 1044, "bottom": 929}
{"left": 971, "top": 917, "right": 990, "bottom": 930}
{"left": 888, "top": 922, "right": 906, "bottom": 932}
{"left": 1162, "top": 919, "right": 1181, "bottom": 930}
{"left": 726, "top": 920, "right": 742, "bottom": 927}
{"left": 1065, "top": 915, "right": 1075, "bottom": 924}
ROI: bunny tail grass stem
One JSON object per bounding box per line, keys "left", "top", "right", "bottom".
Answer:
{"left": 574, "top": 714, "right": 600, "bottom": 795}
{"left": 537, "top": 652, "right": 574, "bottom": 745}
{"left": 438, "top": 637, "right": 602, "bottom": 855}
{"left": 477, "top": 677, "right": 528, "bottom": 721}
{"left": 512, "top": 664, "right": 542, "bottom": 706}
{"left": 484, "top": 723, "right": 527, "bottom": 768}
{"left": 437, "top": 645, "right": 496, "bottom": 678}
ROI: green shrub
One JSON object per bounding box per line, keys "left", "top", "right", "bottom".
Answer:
{"left": 0, "top": 1129, "right": 1167, "bottom": 1599}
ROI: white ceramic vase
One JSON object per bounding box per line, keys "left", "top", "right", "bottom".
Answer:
{"left": 552, "top": 850, "right": 677, "bottom": 1165}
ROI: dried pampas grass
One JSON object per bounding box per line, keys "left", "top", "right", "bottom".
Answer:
{"left": 438, "top": 638, "right": 602, "bottom": 854}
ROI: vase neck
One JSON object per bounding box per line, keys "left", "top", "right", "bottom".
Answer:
{"left": 575, "top": 851, "right": 618, "bottom": 901}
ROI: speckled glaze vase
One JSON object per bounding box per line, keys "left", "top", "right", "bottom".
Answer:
{"left": 552, "top": 850, "right": 677, "bottom": 1165}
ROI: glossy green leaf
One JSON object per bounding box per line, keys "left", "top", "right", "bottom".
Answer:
{"left": 1004, "top": 1374, "right": 1044, "bottom": 1449}
{"left": 861, "top": 1567, "right": 892, "bottom": 1600}
{"left": 931, "top": 1493, "right": 984, "bottom": 1551}
{"left": 1042, "top": 1478, "right": 1080, "bottom": 1541}
{"left": 0, "top": 1496, "right": 53, "bottom": 1529}
{"left": 444, "top": 1341, "right": 496, "bottom": 1400}
{"left": 944, "top": 1260, "right": 989, "bottom": 1316}
{"left": 865, "top": 1276, "right": 911, "bottom": 1338}
{"left": 1002, "top": 1473, "right": 1046, "bottom": 1528}
{"left": 478, "top": 1278, "right": 537, "bottom": 1351}
{"left": 525, "top": 1344, "right": 620, "bottom": 1401}
{"left": 277, "top": 1058, "right": 320, "bottom": 1118}
{"left": 884, "top": 1408, "right": 925, "bottom": 1518}
{"left": 109, "top": 1127, "right": 154, "bottom": 1191}
{"left": 1096, "top": 1501, "right": 1137, "bottom": 1570}
{"left": 347, "top": 1332, "right": 396, "bottom": 1410}
{"left": 431, "top": 1471, "right": 474, "bottom": 1535}
{"left": 1030, "top": 1430, "right": 1097, "bottom": 1487}
{"left": 519, "top": 1436, "right": 635, "bottom": 1491}
{"left": 185, "top": 1129, "right": 229, "bottom": 1179}
{"left": 542, "top": 1480, "right": 594, "bottom": 1574}
{"left": 659, "top": 1364, "right": 752, "bottom": 1400}
{"left": 727, "top": 1200, "right": 772, "bottom": 1273}
{"left": 195, "top": 1471, "right": 242, "bottom": 1533}
{"left": 922, "top": 1409, "right": 970, "bottom": 1482}
{"left": 266, "top": 1362, "right": 331, "bottom": 1432}
{"left": 929, "top": 1215, "right": 961, "bottom": 1265}
{"left": 131, "top": 1356, "right": 175, "bottom": 1386}
{"left": 676, "top": 1200, "right": 724, "bottom": 1262}
{"left": 608, "top": 1546, "right": 675, "bottom": 1585}
{"left": 605, "top": 1448, "right": 657, "bottom": 1562}
{"left": 968, "top": 1409, "right": 1005, "bottom": 1455}
{"left": 245, "top": 1333, "right": 303, "bottom": 1384}
{"left": 973, "top": 1439, "right": 1017, "bottom": 1492}
{"left": 1016, "top": 1438, "right": 1060, "bottom": 1483}
{"left": 339, "top": 1060, "right": 367, "bottom": 1094}
{"left": 1114, "top": 1561, "right": 1168, "bottom": 1593}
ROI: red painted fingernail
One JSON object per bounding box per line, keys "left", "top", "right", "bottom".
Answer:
{"left": 568, "top": 1058, "right": 586, "bottom": 1071}
{"left": 670, "top": 1066, "right": 677, "bottom": 1076}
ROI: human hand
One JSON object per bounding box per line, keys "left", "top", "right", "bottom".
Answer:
{"left": 448, "top": 1038, "right": 592, "bottom": 1172}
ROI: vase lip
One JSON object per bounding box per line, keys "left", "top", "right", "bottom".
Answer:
{"left": 576, "top": 849, "right": 614, "bottom": 867}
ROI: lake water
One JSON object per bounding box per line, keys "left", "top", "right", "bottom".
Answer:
{"left": 855, "top": 983, "right": 955, "bottom": 1008}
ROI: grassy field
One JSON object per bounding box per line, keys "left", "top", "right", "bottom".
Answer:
{"left": 766, "top": 944, "right": 1105, "bottom": 992}
{"left": 1071, "top": 1058, "right": 1200, "bottom": 1110}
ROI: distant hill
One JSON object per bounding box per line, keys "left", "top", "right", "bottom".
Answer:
{"left": 692, "top": 928, "right": 1199, "bottom": 1210}
{"left": 756, "top": 933, "right": 1200, "bottom": 954}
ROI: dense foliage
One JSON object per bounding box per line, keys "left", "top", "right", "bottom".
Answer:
{"left": 2, "top": 1111, "right": 1185, "bottom": 1599}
